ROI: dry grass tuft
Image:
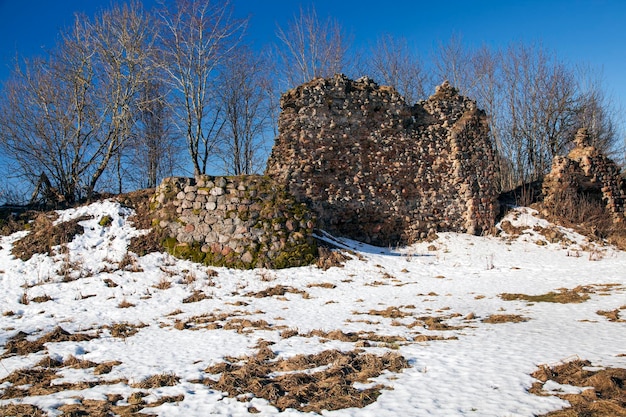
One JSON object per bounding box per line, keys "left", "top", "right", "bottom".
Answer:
{"left": 30, "top": 294, "right": 53, "bottom": 303}
{"left": 307, "top": 282, "right": 337, "bottom": 289}
{"left": 103, "top": 277, "right": 118, "bottom": 287}
{"left": 316, "top": 247, "right": 351, "bottom": 270}
{"left": 203, "top": 346, "right": 409, "bottom": 413}
{"left": 0, "top": 403, "right": 45, "bottom": 416}
{"left": 597, "top": 309, "right": 624, "bottom": 322}
{"left": 132, "top": 373, "right": 180, "bottom": 389}
{"left": 531, "top": 359, "right": 626, "bottom": 416}
{"left": 94, "top": 360, "right": 122, "bottom": 375}
{"left": 118, "top": 252, "right": 144, "bottom": 272}
{"left": 64, "top": 355, "right": 98, "bottom": 369}
{"left": 364, "top": 306, "right": 412, "bottom": 319}
{"left": 247, "top": 285, "right": 309, "bottom": 299}
{"left": 0, "top": 361, "right": 127, "bottom": 401}
{"left": 153, "top": 277, "right": 172, "bottom": 290}
{"left": 107, "top": 322, "right": 146, "bottom": 338}
{"left": 118, "top": 298, "right": 136, "bottom": 308}
{"left": 223, "top": 318, "right": 276, "bottom": 334}
{"left": 500, "top": 286, "right": 593, "bottom": 304}
{"left": 411, "top": 315, "right": 463, "bottom": 331}
{"left": 11, "top": 213, "right": 90, "bottom": 261}
{"left": 482, "top": 314, "right": 530, "bottom": 324}
{"left": 182, "top": 290, "right": 210, "bottom": 303}
{"left": 1, "top": 327, "right": 96, "bottom": 358}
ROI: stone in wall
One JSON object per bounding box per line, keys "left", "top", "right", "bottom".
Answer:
{"left": 543, "top": 128, "right": 626, "bottom": 222}
{"left": 266, "top": 74, "right": 499, "bottom": 246}
{"left": 151, "top": 175, "right": 317, "bottom": 269}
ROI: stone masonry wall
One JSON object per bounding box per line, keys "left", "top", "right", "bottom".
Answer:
{"left": 151, "top": 175, "right": 317, "bottom": 269}
{"left": 265, "top": 74, "right": 499, "bottom": 246}
{"left": 543, "top": 128, "right": 626, "bottom": 222}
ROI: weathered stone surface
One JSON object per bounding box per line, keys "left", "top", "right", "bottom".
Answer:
{"left": 151, "top": 175, "right": 317, "bottom": 269}
{"left": 266, "top": 74, "right": 499, "bottom": 245}
{"left": 543, "top": 128, "right": 626, "bottom": 222}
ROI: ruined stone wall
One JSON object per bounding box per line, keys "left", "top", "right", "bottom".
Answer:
{"left": 151, "top": 175, "right": 317, "bottom": 269}
{"left": 266, "top": 74, "right": 499, "bottom": 246}
{"left": 543, "top": 128, "right": 626, "bottom": 222}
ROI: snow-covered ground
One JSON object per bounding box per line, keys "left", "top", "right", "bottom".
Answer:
{"left": 0, "top": 200, "right": 625, "bottom": 416}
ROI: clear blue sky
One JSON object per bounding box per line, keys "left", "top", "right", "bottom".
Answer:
{"left": 0, "top": 0, "right": 625, "bottom": 121}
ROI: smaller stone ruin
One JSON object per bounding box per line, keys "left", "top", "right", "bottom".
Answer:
{"left": 266, "top": 74, "right": 500, "bottom": 246}
{"left": 151, "top": 175, "right": 317, "bottom": 269}
{"left": 543, "top": 128, "right": 626, "bottom": 223}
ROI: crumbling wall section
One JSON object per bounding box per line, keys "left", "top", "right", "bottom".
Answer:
{"left": 543, "top": 128, "right": 626, "bottom": 222}
{"left": 266, "top": 75, "right": 499, "bottom": 245}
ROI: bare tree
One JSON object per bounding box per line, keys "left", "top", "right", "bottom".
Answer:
{"left": 83, "top": 1, "right": 158, "bottom": 196}
{"left": 0, "top": 47, "right": 96, "bottom": 204}
{"left": 573, "top": 65, "right": 619, "bottom": 155}
{"left": 274, "top": 6, "right": 351, "bottom": 89}
{"left": 432, "top": 33, "right": 474, "bottom": 93}
{"left": 218, "top": 46, "right": 271, "bottom": 175}
{"left": 0, "top": 2, "right": 156, "bottom": 203}
{"left": 499, "top": 43, "right": 578, "bottom": 183}
{"left": 362, "top": 33, "right": 429, "bottom": 104}
{"left": 133, "top": 79, "right": 181, "bottom": 188}
{"left": 157, "top": 0, "right": 247, "bottom": 176}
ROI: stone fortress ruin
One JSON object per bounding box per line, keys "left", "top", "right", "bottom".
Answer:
{"left": 266, "top": 74, "right": 500, "bottom": 246}
{"left": 152, "top": 74, "right": 625, "bottom": 268}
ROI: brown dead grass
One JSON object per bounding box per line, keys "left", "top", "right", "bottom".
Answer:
{"left": 307, "top": 282, "right": 337, "bottom": 289}
{"left": 11, "top": 213, "right": 90, "bottom": 261}
{"left": 305, "top": 329, "right": 407, "bottom": 345}
{"left": 117, "top": 299, "right": 136, "bottom": 308}
{"left": 482, "top": 314, "right": 530, "bottom": 324}
{"left": 316, "top": 247, "right": 351, "bottom": 270}
{"left": 363, "top": 306, "right": 412, "bottom": 319}
{"left": 30, "top": 294, "right": 53, "bottom": 303}
{"left": 597, "top": 309, "right": 624, "bottom": 322}
{"left": 107, "top": 322, "right": 147, "bottom": 338}
{"left": 131, "top": 373, "right": 180, "bottom": 389}
{"left": 54, "top": 393, "right": 184, "bottom": 417}
{"left": 247, "top": 285, "right": 309, "bottom": 299}
{"left": 202, "top": 344, "right": 409, "bottom": 413}
{"left": 1, "top": 327, "right": 97, "bottom": 358}
{"left": 0, "top": 403, "right": 45, "bottom": 416}
{"left": 531, "top": 359, "right": 626, "bottom": 416}
{"left": 182, "top": 290, "right": 210, "bottom": 303}
{"left": 222, "top": 318, "right": 280, "bottom": 333}
{"left": 500, "top": 286, "right": 593, "bottom": 304}
{"left": 0, "top": 363, "right": 127, "bottom": 401}
{"left": 118, "top": 252, "right": 144, "bottom": 272}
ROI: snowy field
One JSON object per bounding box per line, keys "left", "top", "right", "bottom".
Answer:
{"left": 0, "top": 200, "right": 625, "bottom": 416}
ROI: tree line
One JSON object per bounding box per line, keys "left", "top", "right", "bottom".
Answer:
{"left": 0, "top": 1, "right": 621, "bottom": 205}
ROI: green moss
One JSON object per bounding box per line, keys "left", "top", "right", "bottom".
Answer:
{"left": 98, "top": 215, "right": 113, "bottom": 227}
